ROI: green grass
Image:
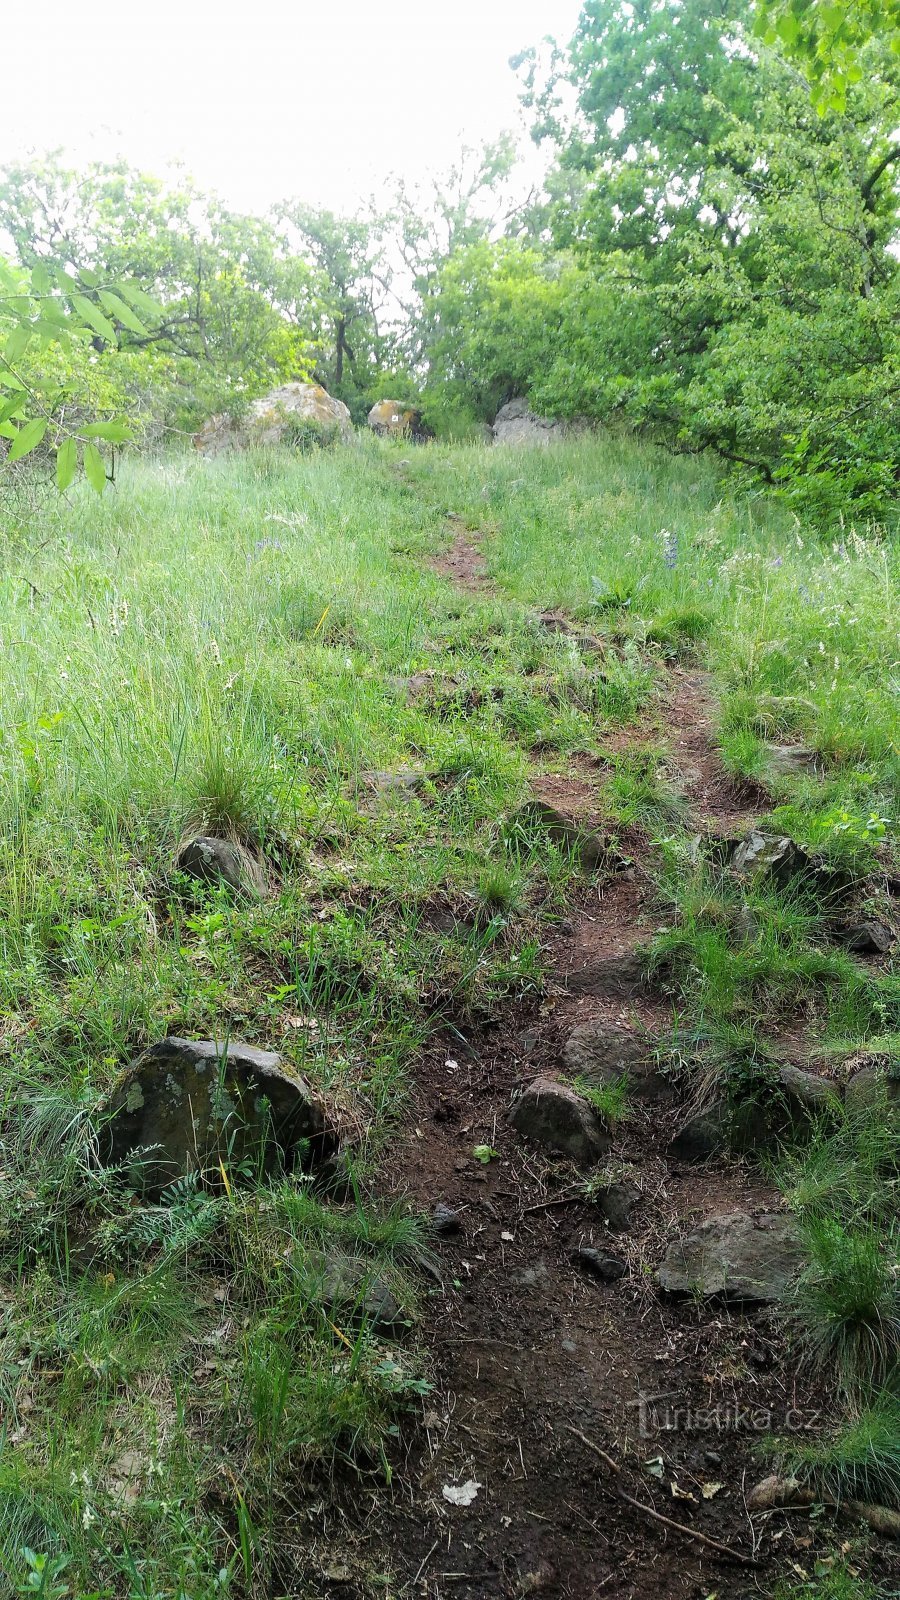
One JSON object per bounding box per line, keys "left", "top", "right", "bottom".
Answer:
{"left": 0, "top": 431, "right": 896, "bottom": 1594}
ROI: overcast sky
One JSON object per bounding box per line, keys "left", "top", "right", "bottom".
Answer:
{"left": 3, "top": 0, "right": 584, "bottom": 214}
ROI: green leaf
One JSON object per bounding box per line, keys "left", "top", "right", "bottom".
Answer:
{"left": 5, "top": 323, "right": 32, "bottom": 363}
{"left": 0, "top": 392, "right": 28, "bottom": 426}
{"left": 80, "top": 420, "right": 133, "bottom": 442}
{"left": 97, "top": 290, "right": 147, "bottom": 336}
{"left": 83, "top": 440, "right": 107, "bottom": 493}
{"left": 56, "top": 436, "right": 77, "bottom": 492}
{"left": 115, "top": 280, "right": 163, "bottom": 318}
{"left": 8, "top": 417, "right": 48, "bottom": 463}
{"left": 30, "top": 262, "right": 52, "bottom": 295}
{"left": 71, "top": 294, "right": 117, "bottom": 343}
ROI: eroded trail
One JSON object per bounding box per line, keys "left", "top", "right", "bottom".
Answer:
{"left": 375, "top": 515, "right": 803, "bottom": 1598}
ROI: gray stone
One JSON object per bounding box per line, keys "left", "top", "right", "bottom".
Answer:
{"left": 765, "top": 745, "right": 821, "bottom": 779}
{"left": 317, "top": 1254, "right": 408, "bottom": 1333}
{"left": 658, "top": 1212, "right": 804, "bottom": 1303}
{"left": 508, "top": 1075, "right": 609, "bottom": 1166}
{"left": 513, "top": 800, "right": 610, "bottom": 870}
{"left": 563, "top": 1020, "right": 664, "bottom": 1100}
{"left": 731, "top": 832, "right": 799, "bottom": 879}
{"left": 778, "top": 1064, "right": 841, "bottom": 1122}
{"left": 432, "top": 1203, "right": 461, "bottom": 1237}
{"left": 103, "top": 1038, "right": 331, "bottom": 1194}
{"left": 177, "top": 836, "right": 267, "bottom": 898}
{"left": 840, "top": 920, "right": 895, "bottom": 955}
{"left": 492, "top": 398, "right": 564, "bottom": 447}
{"left": 570, "top": 1246, "right": 626, "bottom": 1282}
{"left": 363, "top": 768, "right": 429, "bottom": 796}
{"left": 593, "top": 1178, "right": 642, "bottom": 1232}
{"left": 367, "top": 399, "right": 430, "bottom": 439}
{"left": 845, "top": 1062, "right": 900, "bottom": 1119}
{"left": 668, "top": 1103, "right": 728, "bottom": 1162}
{"left": 565, "top": 952, "right": 648, "bottom": 999}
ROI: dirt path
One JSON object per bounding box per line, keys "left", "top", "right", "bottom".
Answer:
{"left": 375, "top": 515, "right": 813, "bottom": 1599}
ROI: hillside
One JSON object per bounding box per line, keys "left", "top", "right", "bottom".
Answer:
{"left": 0, "top": 433, "right": 897, "bottom": 1600}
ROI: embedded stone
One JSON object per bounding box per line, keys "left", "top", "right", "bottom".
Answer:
{"left": 658, "top": 1212, "right": 804, "bottom": 1303}
{"left": 508, "top": 1075, "right": 609, "bottom": 1166}
{"left": 103, "top": 1037, "right": 332, "bottom": 1193}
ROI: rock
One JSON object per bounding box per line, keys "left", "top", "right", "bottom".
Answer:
{"left": 565, "top": 952, "right": 648, "bottom": 999}
{"left": 177, "top": 836, "right": 267, "bottom": 898}
{"left": 658, "top": 1212, "right": 804, "bottom": 1303}
{"left": 194, "top": 382, "right": 352, "bottom": 455}
{"left": 778, "top": 1064, "right": 840, "bottom": 1122}
{"left": 667, "top": 1103, "right": 728, "bottom": 1161}
{"left": 765, "top": 744, "right": 822, "bottom": 779}
{"left": 103, "top": 1038, "right": 332, "bottom": 1194}
{"left": 839, "top": 919, "right": 896, "bottom": 955}
{"left": 508, "top": 1075, "right": 609, "bottom": 1166}
{"left": 317, "top": 1253, "right": 407, "bottom": 1333}
{"left": 367, "top": 399, "right": 431, "bottom": 440}
{"left": 731, "top": 832, "right": 800, "bottom": 880}
{"left": 492, "top": 398, "right": 564, "bottom": 447}
{"left": 563, "top": 1020, "right": 664, "bottom": 1100}
{"left": 432, "top": 1203, "right": 461, "bottom": 1237}
{"left": 845, "top": 1062, "right": 900, "bottom": 1119}
{"left": 363, "top": 768, "right": 429, "bottom": 795}
{"left": 570, "top": 1246, "right": 626, "bottom": 1282}
{"left": 593, "top": 1178, "right": 642, "bottom": 1232}
{"left": 512, "top": 800, "right": 610, "bottom": 871}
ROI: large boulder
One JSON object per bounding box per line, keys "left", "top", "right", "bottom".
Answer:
{"left": 102, "top": 1038, "right": 333, "bottom": 1193}
{"left": 367, "top": 399, "right": 430, "bottom": 440}
{"left": 194, "top": 383, "right": 352, "bottom": 455}
{"left": 508, "top": 1075, "right": 609, "bottom": 1166}
{"left": 492, "top": 399, "right": 564, "bottom": 447}
{"left": 658, "top": 1212, "right": 804, "bottom": 1303}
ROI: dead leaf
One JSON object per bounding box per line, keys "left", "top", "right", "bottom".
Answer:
{"left": 702, "top": 1481, "right": 724, "bottom": 1499}
{"left": 643, "top": 1455, "right": 665, "bottom": 1480}
{"left": 670, "top": 1480, "right": 697, "bottom": 1503}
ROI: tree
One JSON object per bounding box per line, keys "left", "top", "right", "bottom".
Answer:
{"left": 494, "top": 0, "right": 900, "bottom": 518}
{"left": 756, "top": 0, "right": 900, "bottom": 111}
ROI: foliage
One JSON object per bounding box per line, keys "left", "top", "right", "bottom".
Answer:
{"left": 757, "top": 0, "right": 900, "bottom": 110}
{"left": 0, "top": 254, "right": 156, "bottom": 489}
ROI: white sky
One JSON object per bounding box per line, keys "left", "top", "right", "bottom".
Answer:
{"left": 2, "top": 0, "right": 584, "bottom": 215}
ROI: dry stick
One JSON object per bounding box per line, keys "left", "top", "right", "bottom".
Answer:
{"left": 565, "top": 1426, "right": 757, "bottom": 1568}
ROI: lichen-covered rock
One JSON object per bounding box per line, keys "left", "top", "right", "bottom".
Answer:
{"left": 194, "top": 383, "right": 352, "bottom": 454}
{"left": 658, "top": 1211, "right": 804, "bottom": 1303}
{"left": 177, "top": 836, "right": 267, "bottom": 898}
{"left": 492, "top": 399, "right": 563, "bottom": 447}
{"left": 508, "top": 1075, "right": 609, "bottom": 1165}
{"left": 367, "top": 399, "right": 430, "bottom": 439}
{"left": 103, "top": 1038, "right": 332, "bottom": 1193}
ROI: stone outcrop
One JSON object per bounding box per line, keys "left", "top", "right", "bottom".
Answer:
{"left": 492, "top": 399, "right": 564, "bottom": 447}
{"left": 658, "top": 1211, "right": 804, "bottom": 1303}
{"left": 103, "top": 1037, "right": 332, "bottom": 1193}
{"left": 194, "top": 383, "right": 352, "bottom": 454}
{"left": 367, "top": 400, "right": 430, "bottom": 439}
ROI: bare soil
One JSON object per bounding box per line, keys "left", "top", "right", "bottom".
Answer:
{"left": 356, "top": 515, "right": 896, "bottom": 1599}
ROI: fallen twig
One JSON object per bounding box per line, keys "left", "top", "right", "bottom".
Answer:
{"left": 566, "top": 1425, "right": 757, "bottom": 1567}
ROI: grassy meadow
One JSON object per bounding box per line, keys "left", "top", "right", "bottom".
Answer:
{"left": 0, "top": 433, "right": 896, "bottom": 1597}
